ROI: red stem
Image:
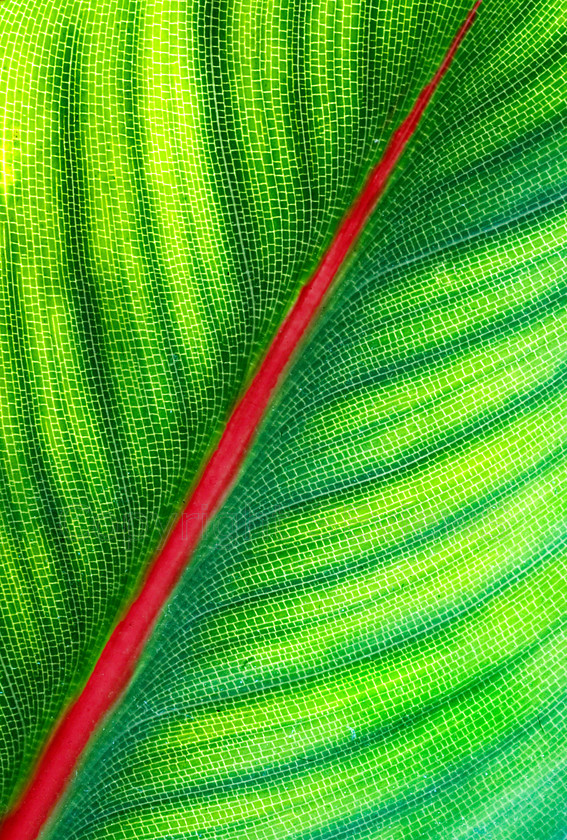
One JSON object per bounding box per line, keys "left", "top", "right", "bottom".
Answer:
{"left": 0, "top": 4, "right": 480, "bottom": 838}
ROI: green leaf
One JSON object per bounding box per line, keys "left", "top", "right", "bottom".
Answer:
{"left": 3, "top": 0, "right": 567, "bottom": 837}
{"left": 0, "top": 0, "right": 473, "bottom": 813}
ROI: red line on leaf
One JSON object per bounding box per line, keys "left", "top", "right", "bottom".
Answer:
{"left": 0, "top": 4, "right": 480, "bottom": 838}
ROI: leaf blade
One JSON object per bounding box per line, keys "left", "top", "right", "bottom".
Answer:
{"left": 0, "top": 6, "right": 481, "bottom": 837}
{"left": 37, "top": 1, "right": 567, "bottom": 838}
{"left": 0, "top": 0, "right": 474, "bottom": 816}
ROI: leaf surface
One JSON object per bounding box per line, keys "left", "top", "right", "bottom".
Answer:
{"left": 0, "top": 0, "right": 567, "bottom": 840}
{"left": 17, "top": 0, "right": 567, "bottom": 837}
{"left": 0, "top": 0, "right": 475, "bottom": 815}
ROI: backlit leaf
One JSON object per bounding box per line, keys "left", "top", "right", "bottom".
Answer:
{"left": 2, "top": 0, "right": 566, "bottom": 838}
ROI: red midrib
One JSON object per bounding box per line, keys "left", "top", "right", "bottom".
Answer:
{"left": 0, "top": 5, "right": 480, "bottom": 837}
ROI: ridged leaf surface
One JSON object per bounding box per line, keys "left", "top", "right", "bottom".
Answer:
{"left": 0, "top": 0, "right": 475, "bottom": 813}
{"left": 25, "top": 0, "right": 567, "bottom": 837}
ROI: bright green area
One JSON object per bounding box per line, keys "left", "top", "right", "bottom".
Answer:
{"left": 0, "top": 0, "right": 476, "bottom": 814}
{"left": 39, "top": 1, "right": 567, "bottom": 838}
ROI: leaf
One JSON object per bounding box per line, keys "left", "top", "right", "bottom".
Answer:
{"left": 3, "top": 0, "right": 567, "bottom": 838}
{"left": 0, "top": 0, "right": 473, "bottom": 814}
